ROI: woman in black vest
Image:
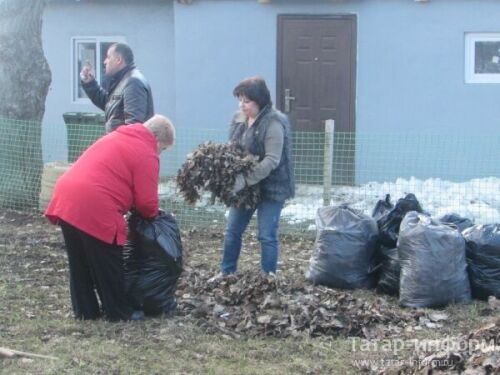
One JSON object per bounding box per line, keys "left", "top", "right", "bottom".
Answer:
{"left": 219, "top": 76, "right": 295, "bottom": 276}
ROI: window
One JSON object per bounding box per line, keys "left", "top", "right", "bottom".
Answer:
{"left": 72, "top": 36, "right": 125, "bottom": 102}
{"left": 465, "top": 33, "right": 500, "bottom": 83}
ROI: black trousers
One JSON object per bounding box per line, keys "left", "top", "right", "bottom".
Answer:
{"left": 60, "top": 221, "right": 134, "bottom": 321}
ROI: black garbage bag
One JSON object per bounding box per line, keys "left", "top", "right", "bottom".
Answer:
{"left": 377, "top": 193, "right": 423, "bottom": 248}
{"left": 398, "top": 211, "right": 471, "bottom": 308}
{"left": 463, "top": 224, "right": 500, "bottom": 300}
{"left": 371, "top": 194, "right": 395, "bottom": 279}
{"left": 306, "top": 205, "right": 379, "bottom": 289}
{"left": 124, "top": 211, "right": 183, "bottom": 316}
{"left": 371, "top": 194, "right": 394, "bottom": 221}
{"left": 438, "top": 213, "right": 474, "bottom": 232}
{"left": 376, "top": 247, "right": 400, "bottom": 296}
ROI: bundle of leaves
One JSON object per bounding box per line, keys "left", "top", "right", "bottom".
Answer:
{"left": 176, "top": 268, "right": 429, "bottom": 339}
{"left": 176, "top": 142, "right": 260, "bottom": 209}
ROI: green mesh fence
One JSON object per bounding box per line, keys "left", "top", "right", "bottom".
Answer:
{"left": 0, "top": 117, "right": 498, "bottom": 233}
{"left": 291, "top": 131, "right": 356, "bottom": 186}
{"left": 0, "top": 117, "right": 43, "bottom": 209}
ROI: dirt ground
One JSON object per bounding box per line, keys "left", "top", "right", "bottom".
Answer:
{"left": 0, "top": 210, "right": 498, "bottom": 374}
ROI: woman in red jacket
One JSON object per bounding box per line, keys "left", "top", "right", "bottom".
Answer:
{"left": 45, "top": 114, "right": 175, "bottom": 321}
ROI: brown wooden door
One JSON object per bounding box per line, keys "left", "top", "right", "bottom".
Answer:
{"left": 277, "top": 15, "right": 356, "bottom": 185}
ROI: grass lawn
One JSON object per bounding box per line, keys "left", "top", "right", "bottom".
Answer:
{"left": 0, "top": 210, "right": 496, "bottom": 374}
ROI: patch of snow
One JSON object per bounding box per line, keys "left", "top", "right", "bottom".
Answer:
{"left": 160, "top": 177, "right": 500, "bottom": 228}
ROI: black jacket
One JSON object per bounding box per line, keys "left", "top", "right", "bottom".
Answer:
{"left": 82, "top": 64, "right": 154, "bottom": 132}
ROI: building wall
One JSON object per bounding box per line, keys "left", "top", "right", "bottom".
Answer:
{"left": 41, "top": 0, "right": 500, "bottom": 182}
{"left": 173, "top": 0, "right": 500, "bottom": 182}
{"left": 174, "top": 0, "right": 500, "bottom": 134}
{"left": 42, "top": 0, "right": 175, "bottom": 162}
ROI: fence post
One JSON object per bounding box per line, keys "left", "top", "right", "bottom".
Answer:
{"left": 323, "top": 119, "right": 335, "bottom": 206}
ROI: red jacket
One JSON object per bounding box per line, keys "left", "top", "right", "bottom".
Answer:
{"left": 45, "top": 124, "right": 159, "bottom": 245}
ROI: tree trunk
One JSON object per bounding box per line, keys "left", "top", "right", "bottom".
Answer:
{"left": 0, "top": 0, "right": 51, "bottom": 209}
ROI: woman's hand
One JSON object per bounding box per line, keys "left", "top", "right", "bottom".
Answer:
{"left": 230, "top": 174, "right": 246, "bottom": 196}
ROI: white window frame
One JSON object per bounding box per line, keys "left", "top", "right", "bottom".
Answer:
{"left": 465, "top": 32, "right": 500, "bottom": 84}
{"left": 71, "top": 36, "right": 126, "bottom": 104}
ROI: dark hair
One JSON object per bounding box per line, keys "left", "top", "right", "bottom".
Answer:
{"left": 110, "top": 43, "right": 134, "bottom": 65}
{"left": 233, "top": 76, "right": 272, "bottom": 110}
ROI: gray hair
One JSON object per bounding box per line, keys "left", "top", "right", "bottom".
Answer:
{"left": 144, "top": 115, "right": 175, "bottom": 148}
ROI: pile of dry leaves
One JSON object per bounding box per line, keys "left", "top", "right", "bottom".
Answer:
{"left": 378, "top": 298, "right": 500, "bottom": 374}
{"left": 176, "top": 268, "right": 436, "bottom": 340}
{"left": 176, "top": 142, "right": 260, "bottom": 209}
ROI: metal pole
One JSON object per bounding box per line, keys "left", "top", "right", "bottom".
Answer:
{"left": 323, "top": 119, "right": 335, "bottom": 206}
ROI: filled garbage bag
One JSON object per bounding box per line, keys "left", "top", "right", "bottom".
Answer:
{"left": 124, "top": 210, "right": 183, "bottom": 316}
{"left": 377, "top": 193, "right": 423, "bottom": 248}
{"left": 371, "top": 194, "right": 395, "bottom": 280}
{"left": 463, "top": 224, "right": 500, "bottom": 300}
{"left": 371, "top": 194, "right": 394, "bottom": 221}
{"left": 376, "top": 246, "right": 400, "bottom": 296}
{"left": 398, "top": 211, "right": 471, "bottom": 308}
{"left": 306, "top": 205, "right": 379, "bottom": 289}
{"left": 438, "top": 213, "right": 474, "bottom": 232}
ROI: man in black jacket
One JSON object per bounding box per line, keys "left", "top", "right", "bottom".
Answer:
{"left": 80, "top": 43, "right": 154, "bottom": 133}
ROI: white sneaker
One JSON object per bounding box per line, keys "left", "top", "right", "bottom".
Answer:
{"left": 208, "top": 272, "right": 229, "bottom": 283}
{"left": 260, "top": 271, "right": 278, "bottom": 282}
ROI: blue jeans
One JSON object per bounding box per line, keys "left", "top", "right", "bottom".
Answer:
{"left": 221, "top": 199, "right": 284, "bottom": 274}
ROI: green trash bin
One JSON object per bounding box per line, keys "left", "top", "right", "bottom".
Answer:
{"left": 63, "top": 112, "right": 105, "bottom": 162}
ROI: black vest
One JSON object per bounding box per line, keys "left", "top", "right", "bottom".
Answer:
{"left": 229, "top": 106, "right": 295, "bottom": 202}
